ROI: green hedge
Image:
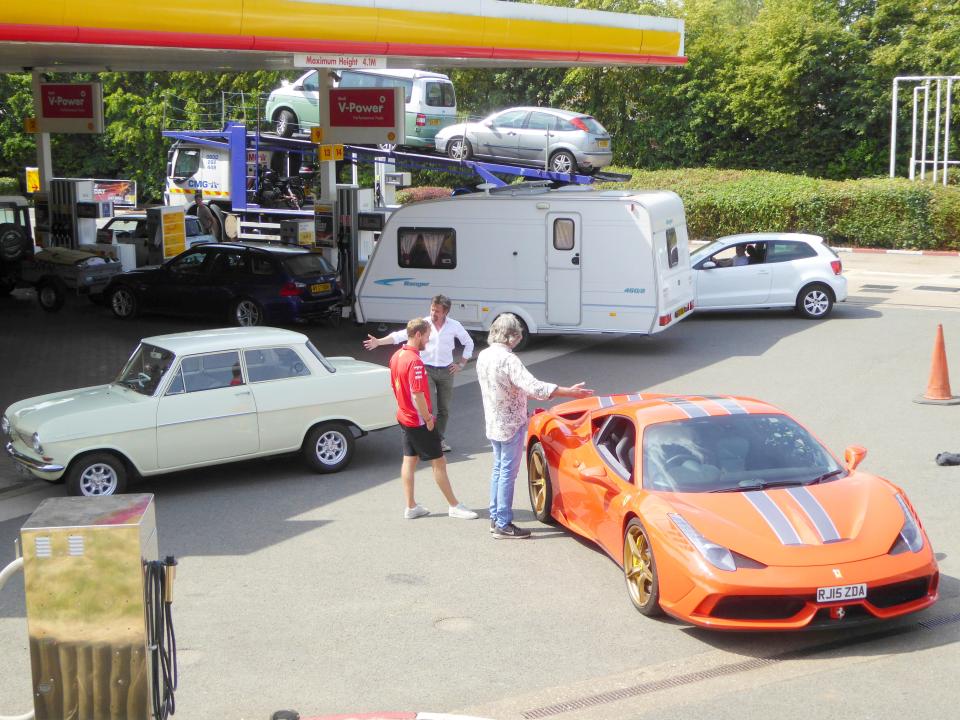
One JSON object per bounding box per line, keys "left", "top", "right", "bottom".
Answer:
{"left": 595, "top": 168, "right": 960, "bottom": 250}
{"left": 0, "top": 177, "right": 19, "bottom": 195}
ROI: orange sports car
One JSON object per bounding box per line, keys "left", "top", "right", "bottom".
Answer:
{"left": 525, "top": 393, "right": 939, "bottom": 630}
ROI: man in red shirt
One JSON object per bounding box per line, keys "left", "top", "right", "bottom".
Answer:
{"left": 390, "top": 318, "right": 478, "bottom": 520}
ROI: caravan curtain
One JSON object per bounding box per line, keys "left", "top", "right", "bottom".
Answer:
{"left": 422, "top": 231, "right": 447, "bottom": 265}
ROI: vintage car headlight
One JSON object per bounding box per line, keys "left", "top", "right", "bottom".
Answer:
{"left": 892, "top": 494, "right": 924, "bottom": 554}
{"left": 669, "top": 513, "right": 736, "bottom": 572}
{"left": 1, "top": 415, "right": 9, "bottom": 437}
{"left": 31, "top": 432, "right": 44, "bottom": 455}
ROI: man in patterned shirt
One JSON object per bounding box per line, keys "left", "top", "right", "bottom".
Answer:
{"left": 390, "top": 317, "right": 478, "bottom": 521}
{"left": 476, "top": 314, "right": 593, "bottom": 539}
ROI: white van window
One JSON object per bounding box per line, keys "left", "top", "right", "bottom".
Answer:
{"left": 301, "top": 72, "right": 319, "bottom": 92}
{"left": 666, "top": 228, "right": 679, "bottom": 268}
{"left": 554, "top": 219, "right": 575, "bottom": 250}
{"left": 173, "top": 149, "right": 200, "bottom": 178}
{"left": 425, "top": 82, "right": 456, "bottom": 108}
{"left": 398, "top": 228, "right": 457, "bottom": 269}
{"left": 339, "top": 71, "right": 413, "bottom": 103}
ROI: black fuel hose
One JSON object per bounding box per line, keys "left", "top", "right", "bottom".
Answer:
{"left": 146, "top": 557, "right": 178, "bottom": 719}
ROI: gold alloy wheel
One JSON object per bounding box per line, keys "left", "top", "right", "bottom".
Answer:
{"left": 624, "top": 524, "right": 655, "bottom": 608}
{"left": 529, "top": 450, "right": 547, "bottom": 515}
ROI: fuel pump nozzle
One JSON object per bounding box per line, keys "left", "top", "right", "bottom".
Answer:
{"left": 163, "top": 555, "right": 177, "bottom": 604}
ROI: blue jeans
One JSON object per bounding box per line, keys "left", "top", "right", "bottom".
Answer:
{"left": 489, "top": 427, "right": 526, "bottom": 528}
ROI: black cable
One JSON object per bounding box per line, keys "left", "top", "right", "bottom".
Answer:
{"left": 146, "top": 558, "right": 178, "bottom": 719}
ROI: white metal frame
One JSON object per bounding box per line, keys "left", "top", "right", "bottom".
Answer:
{"left": 890, "top": 76, "right": 960, "bottom": 183}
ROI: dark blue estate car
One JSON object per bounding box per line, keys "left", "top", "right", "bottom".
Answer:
{"left": 105, "top": 242, "right": 344, "bottom": 326}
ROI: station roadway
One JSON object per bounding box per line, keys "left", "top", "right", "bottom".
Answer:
{"left": 1, "top": 252, "right": 959, "bottom": 719}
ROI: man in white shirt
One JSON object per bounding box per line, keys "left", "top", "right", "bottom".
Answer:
{"left": 363, "top": 294, "right": 474, "bottom": 452}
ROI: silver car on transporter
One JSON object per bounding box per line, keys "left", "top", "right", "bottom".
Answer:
{"left": 434, "top": 106, "right": 613, "bottom": 174}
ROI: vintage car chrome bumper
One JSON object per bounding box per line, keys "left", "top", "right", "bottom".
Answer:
{"left": 5, "top": 441, "right": 65, "bottom": 473}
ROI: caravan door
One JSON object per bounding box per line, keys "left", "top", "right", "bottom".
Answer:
{"left": 545, "top": 213, "right": 582, "bottom": 325}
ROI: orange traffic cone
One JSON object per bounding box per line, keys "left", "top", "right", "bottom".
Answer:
{"left": 916, "top": 324, "right": 960, "bottom": 404}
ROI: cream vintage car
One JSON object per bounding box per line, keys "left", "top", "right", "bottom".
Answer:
{"left": 2, "top": 327, "right": 397, "bottom": 496}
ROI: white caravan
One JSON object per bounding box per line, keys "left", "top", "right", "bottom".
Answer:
{"left": 354, "top": 187, "right": 695, "bottom": 338}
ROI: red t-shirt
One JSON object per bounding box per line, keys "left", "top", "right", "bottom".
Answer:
{"left": 389, "top": 345, "right": 433, "bottom": 427}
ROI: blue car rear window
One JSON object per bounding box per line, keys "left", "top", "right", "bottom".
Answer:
{"left": 283, "top": 253, "right": 334, "bottom": 276}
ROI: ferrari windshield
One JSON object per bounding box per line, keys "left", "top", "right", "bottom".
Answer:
{"left": 114, "top": 343, "right": 176, "bottom": 396}
{"left": 643, "top": 414, "right": 842, "bottom": 493}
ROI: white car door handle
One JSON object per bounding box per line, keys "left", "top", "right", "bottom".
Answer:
{"left": 757, "top": 270, "right": 770, "bottom": 275}
{"left": 234, "top": 390, "right": 251, "bottom": 396}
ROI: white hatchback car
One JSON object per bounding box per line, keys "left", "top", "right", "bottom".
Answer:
{"left": 690, "top": 233, "right": 848, "bottom": 318}
{"left": 2, "top": 327, "right": 397, "bottom": 496}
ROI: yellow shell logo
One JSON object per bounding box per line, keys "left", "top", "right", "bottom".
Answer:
{"left": 387, "top": 132, "right": 396, "bottom": 141}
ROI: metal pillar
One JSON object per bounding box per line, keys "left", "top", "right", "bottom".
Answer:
{"left": 31, "top": 71, "right": 53, "bottom": 191}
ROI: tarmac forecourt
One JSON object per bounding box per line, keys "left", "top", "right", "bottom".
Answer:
{"left": 1, "top": 259, "right": 959, "bottom": 718}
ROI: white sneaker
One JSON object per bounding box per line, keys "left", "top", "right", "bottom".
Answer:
{"left": 448, "top": 503, "right": 478, "bottom": 520}
{"left": 404, "top": 504, "right": 430, "bottom": 519}
{"left": 441, "top": 439, "right": 453, "bottom": 453}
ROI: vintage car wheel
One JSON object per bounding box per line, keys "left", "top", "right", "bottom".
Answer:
{"left": 303, "top": 422, "right": 355, "bottom": 473}
{"left": 796, "top": 283, "right": 834, "bottom": 319}
{"left": 110, "top": 286, "right": 139, "bottom": 319}
{"left": 527, "top": 442, "right": 555, "bottom": 523}
{"left": 623, "top": 518, "right": 662, "bottom": 616}
{"left": 232, "top": 298, "right": 264, "bottom": 326}
{"left": 549, "top": 150, "right": 578, "bottom": 174}
{"left": 446, "top": 136, "right": 473, "bottom": 161}
{"left": 67, "top": 453, "right": 128, "bottom": 497}
{"left": 274, "top": 109, "right": 298, "bottom": 138}
{"left": 37, "top": 279, "right": 65, "bottom": 312}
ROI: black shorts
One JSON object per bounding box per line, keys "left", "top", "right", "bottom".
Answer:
{"left": 400, "top": 423, "right": 443, "bottom": 461}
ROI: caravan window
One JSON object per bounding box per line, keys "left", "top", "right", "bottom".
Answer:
{"left": 398, "top": 228, "right": 457, "bottom": 269}
{"left": 553, "top": 219, "right": 575, "bottom": 250}
{"left": 666, "top": 228, "right": 679, "bottom": 268}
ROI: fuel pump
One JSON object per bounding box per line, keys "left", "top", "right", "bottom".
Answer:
{"left": 0, "top": 494, "right": 178, "bottom": 720}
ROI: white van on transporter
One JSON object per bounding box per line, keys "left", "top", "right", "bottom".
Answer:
{"left": 354, "top": 187, "right": 695, "bottom": 341}
{"left": 264, "top": 68, "right": 458, "bottom": 147}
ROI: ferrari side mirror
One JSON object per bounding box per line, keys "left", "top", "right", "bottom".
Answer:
{"left": 844, "top": 445, "right": 867, "bottom": 471}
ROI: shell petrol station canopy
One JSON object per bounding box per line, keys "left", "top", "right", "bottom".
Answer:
{"left": 0, "top": 0, "right": 685, "bottom": 73}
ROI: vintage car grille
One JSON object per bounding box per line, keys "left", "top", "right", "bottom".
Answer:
{"left": 868, "top": 577, "right": 931, "bottom": 608}
{"left": 711, "top": 595, "right": 807, "bottom": 620}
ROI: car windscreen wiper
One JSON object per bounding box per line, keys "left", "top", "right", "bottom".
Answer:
{"left": 711, "top": 478, "right": 808, "bottom": 492}
{"left": 806, "top": 469, "right": 844, "bottom": 485}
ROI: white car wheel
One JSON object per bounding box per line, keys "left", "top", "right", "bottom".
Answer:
{"left": 797, "top": 284, "right": 833, "bottom": 319}
{"left": 68, "top": 453, "right": 128, "bottom": 497}
{"left": 303, "top": 422, "right": 355, "bottom": 473}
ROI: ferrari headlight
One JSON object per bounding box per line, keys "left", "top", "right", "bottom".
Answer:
{"left": 1, "top": 415, "right": 10, "bottom": 437}
{"left": 32, "top": 432, "right": 43, "bottom": 455}
{"left": 669, "top": 513, "right": 736, "bottom": 572}
{"left": 894, "top": 494, "right": 924, "bottom": 553}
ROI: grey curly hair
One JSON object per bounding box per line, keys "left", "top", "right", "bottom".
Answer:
{"left": 487, "top": 313, "right": 524, "bottom": 346}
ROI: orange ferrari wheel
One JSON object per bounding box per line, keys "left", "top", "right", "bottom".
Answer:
{"left": 527, "top": 442, "right": 554, "bottom": 523}
{"left": 623, "top": 519, "right": 662, "bottom": 616}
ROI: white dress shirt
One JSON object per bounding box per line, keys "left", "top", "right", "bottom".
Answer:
{"left": 389, "top": 316, "right": 474, "bottom": 367}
